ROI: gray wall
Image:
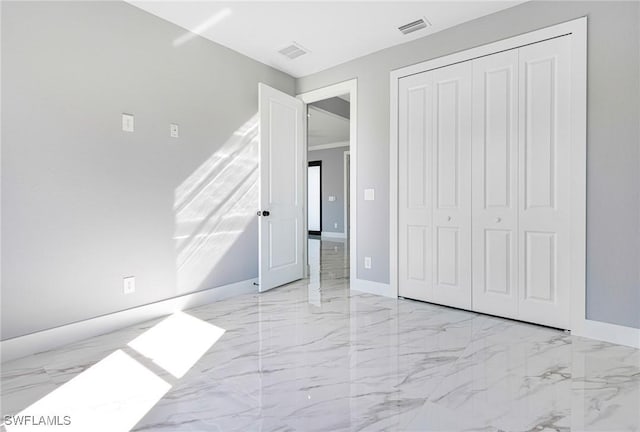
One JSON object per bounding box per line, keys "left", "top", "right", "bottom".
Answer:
{"left": 308, "top": 146, "right": 349, "bottom": 234}
{"left": 1, "top": 1, "right": 295, "bottom": 340}
{"left": 297, "top": 1, "right": 640, "bottom": 329}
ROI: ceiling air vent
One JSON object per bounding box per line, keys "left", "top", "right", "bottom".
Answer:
{"left": 398, "top": 18, "right": 430, "bottom": 35}
{"left": 278, "top": 42, "right": 309, "bottom": 60}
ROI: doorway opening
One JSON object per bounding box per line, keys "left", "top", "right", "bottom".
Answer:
{"left": 299, "top": 80, "right": 356, "bottom": 283}
{"left": 306, "top": 96, "right": 350, "bottom": 240}
{"left": 306, "top": 94, "right": 350, "bottom": 275}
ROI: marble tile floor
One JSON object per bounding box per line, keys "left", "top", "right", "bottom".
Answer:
{"left": 1, "top": 238, "right": 639, "bottom": 431}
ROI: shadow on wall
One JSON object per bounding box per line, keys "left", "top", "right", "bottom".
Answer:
{"left": 173, "top": 114, "right": 259, "bottom": 294}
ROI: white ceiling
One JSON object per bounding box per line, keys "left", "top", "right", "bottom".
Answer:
{"left": 128, "top": 1, "right": 526, "bottom": 78}
{"left": 307, "top": 106, "right": 349, "bottom": 148}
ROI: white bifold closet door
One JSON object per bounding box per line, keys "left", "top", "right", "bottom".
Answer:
{"left": 398, "top": 62, "right": 472, "bottom": 310}
{"left": 516, "top": 37, "right": 572, "bottom": 329}
{"left": 398, "top": 71, "right": 434, "bottom": 302}
{"left": 471, "top": 49, "right": 520, "bottom": 320}
{"left": 472, "top": 37, "right": 572, "bottom": 328}
{"left": 399, "top": 35, "right": 572, "bottom": 329}
{"left": 432, "top": 63, "right": 472, "bottom": 309}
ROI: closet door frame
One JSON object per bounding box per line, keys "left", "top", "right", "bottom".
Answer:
{"left": 390, "top": 17, "right": 586, "bottom": 332}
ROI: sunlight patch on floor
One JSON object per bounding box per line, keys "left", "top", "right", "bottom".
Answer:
{"left": 4, "top": 350, "right": 170, "bottom": 432}
{"left": 128, "top": 311, "right": 225, "bottom": 379}
{"left": 3, "top": 312, "right": 224, "bottom": 431}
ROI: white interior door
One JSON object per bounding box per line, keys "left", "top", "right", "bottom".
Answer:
{"left": 517, "top": 37, "right": 571, "bottom": 328}
{"left": 398, "top": 71, "right": 434, "bottom": 302}
{"left": 471, "top": 49, "right": 519, "bottom": 319}
{"left": 431, "top": 62, "right": 473, "bottom": 310}
{"left": 258, "top": 83, "right": 305, "bottom": 292}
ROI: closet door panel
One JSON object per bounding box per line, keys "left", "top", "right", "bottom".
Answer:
{"left": 431, "top": 61, "right": 472, "bottom": 309}
{"left": 518, "top": 36, "right": 571, "bottom": 329}
{"left": 398, "top": 72, "right": 434, "bottom": 302}
{"left": 471, "top": 50, "right": 519, "bottom": 319}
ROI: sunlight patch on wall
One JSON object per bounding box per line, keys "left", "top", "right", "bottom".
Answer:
{"left": 174, "top": 114, "right": 259, "bottom": 294}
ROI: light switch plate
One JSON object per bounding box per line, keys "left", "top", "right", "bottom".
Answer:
{"left": 364, "top": 257, "right": 372, "bottom": 269}
{"left": 329, "top": 196, "right": 336, "bottom": 202}
{"left": 170, "top": 123, "right": 179, "bottom": 138}
{"left": 364, "top": 188, "right": 375, "bottom": 201}
{"left": 123, "top": 276, "right": 135, "bottom": 294}
{"left": 122, "top": 113, "right": 134, "bottom": 132}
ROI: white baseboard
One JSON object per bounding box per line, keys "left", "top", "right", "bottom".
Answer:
{"left": 321, "top": 231, "right": 346, "bottom": 239}
{"left": 1, "top": 278, "right": 257, "bottom": 363}
{"left": 574, "top": 319, "right": 640, "bottom": 349}
{"left": 349, "top": 280, "right": 640, "bottom": 348}
{"left": 351, "top": 278, "right": 394, "bottom": 298}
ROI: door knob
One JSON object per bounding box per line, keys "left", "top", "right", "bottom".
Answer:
{"left": 257, "top": 210, "right": 270, "bottom": 217}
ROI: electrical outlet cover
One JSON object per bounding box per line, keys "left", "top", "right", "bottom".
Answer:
{"left": 122, "top": 113, "right": 134, "bottom": 132}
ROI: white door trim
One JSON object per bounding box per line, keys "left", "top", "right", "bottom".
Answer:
{"left": 344, "top": 150, "right": 350, "bottom": 241}
{"left": 390, "top": 18, "right": 588, "bottom": 332}
{"left": 298, "top": 79, "right": 357, "bottom": 284}
{"left": 308, "top": 141, "right": 350, "bottom": 152}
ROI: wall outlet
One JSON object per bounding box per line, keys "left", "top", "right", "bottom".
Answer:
{"left": 123, "top": 276, "right": 136, "bottom": 294}
{"left": 328, "top": 196, "right": 336, "bottom": 202}
{"left": 364, "top": 256, "right": 372, "bottom": 269}
{"left": 122, "top": 113, "right": 134, "bottom": 132}
{"left": 334, "top": 222, "right": 338, "bottom": 229}
{"left": 170, "top": 123, "right": 179, "bottom": 138}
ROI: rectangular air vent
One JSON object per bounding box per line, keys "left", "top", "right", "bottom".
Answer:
{"left": 398, "top": 18, "right": 430, "bottom": 35}
{"left": 278, "top": 42, "right": 309, "bottom": 60}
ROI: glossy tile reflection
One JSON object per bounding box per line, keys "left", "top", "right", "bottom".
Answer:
{"left": 2, "top": 239, "right": 639, "bottom": 431}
